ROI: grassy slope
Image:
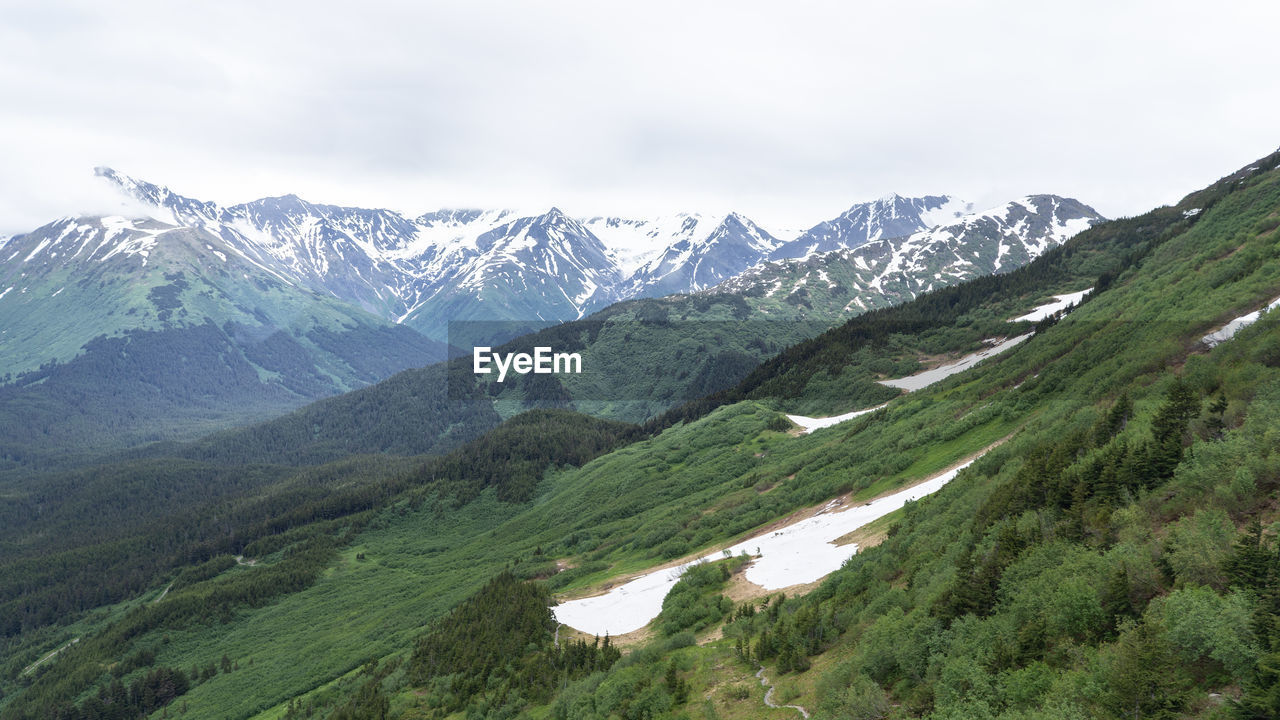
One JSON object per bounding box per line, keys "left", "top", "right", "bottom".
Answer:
{"left": 222, "top": 156, "right": 1280, "bottom": 716}
{"left": 482, "top": 154, "right": 1280, "bottom": 719}
{"left": 4, "top": 155, "right": 1280, "bottom": 718}
{"left": 0, "top": 223, "right": 448, "bottom": 466}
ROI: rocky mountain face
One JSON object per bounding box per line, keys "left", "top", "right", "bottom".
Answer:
{"left": 767, "top": 193, "right": 974, "bottom": 260}
{"left": 71, "top": 170, "right": 1101, "bottom": 345}
{"left": 715, "top": 195, "right": 1104, "bottom": 319}
{"left": 0, "top": 213, "right": 448, "bottom": 455}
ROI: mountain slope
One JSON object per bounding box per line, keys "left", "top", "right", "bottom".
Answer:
{"left": 0, "top": 215, "right": 445, "bottom": 463}
{"left": 5, "top": 151, "right": 1280, "bottom": 718}
{"left": 769, "top": 193, "right": 973, "bottom": 259}
{"left": 143, "top": 198, "right": 1097, "bottom": 463}
{"left": 717, "top": 195, "right": 1103, "bottom": 321}
{"left": 402, "top": 208, "right": 624, "bottom": 344}
{"left": 579, "top": 213, "right": 717, "bottom": 275}
{"left": 621, "top": 213, "right": 782, "bottom": 299}
{"left": 95, "top": 170, "right": 1100, "bottom": 346}
{"left": 95, "top": 170, "right": 658, "bottom": 341}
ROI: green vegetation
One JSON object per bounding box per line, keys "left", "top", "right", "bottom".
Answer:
{"left": 403, "top": 572, "right": 621, "bottom": 717}
{"left": 649, "top": 164, "right": 1229, "bottom": 425}
{"left": 0, "top": 223, "right": 449, "bottom": 468}
{"left": 3, "top": 151, "right": 1280, "bottom": 719}
{"left": 658, "top": 557, "right": 746, "bottom": 636}
{"left": 476, "top": 295, "right": 832, "bottom": 423}
{"left": 146, "top": 299, "right": 821, "bottom": 470}
{"left": 0, "top": 320, "right": 444, "bottom": 471}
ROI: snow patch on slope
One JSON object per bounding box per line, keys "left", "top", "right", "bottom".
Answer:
{"left": 786, "top": 404, "right": 887, "bottom": 434}
{"left": 553, "top": 454, "right": 987, "bottom": 636}
{"left": 1202, "top": 294, "right": 1280, "bottom": 347}
{"left": 1009, "top": 288, "right": 1093, "bottom": 323}
{"left": 878, "top": 334, "right": 1033, "bottom": 392}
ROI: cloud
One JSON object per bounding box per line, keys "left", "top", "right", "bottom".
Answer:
{"left": 1, "top": 0, "right": 1278, "bottom": 235}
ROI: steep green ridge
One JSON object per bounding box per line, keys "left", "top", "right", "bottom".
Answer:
{"left": 0, "top": 220, "right": 446, "bottom": 465}
{"left": 157, "top": 362, "right": 501, "bottom": 467}
{"left": 0, "top": 321, "right": 441, "bottom": 470}
{"left": 4, "top": 151, "right": 1280, "bottom": 718}
{"left": 0, "top": 220, "right": 444, "bottom": 380}
{"left": 476, "top": 295, "right": 830, "bottom": 422}
{"left": 654, "top": 153, "right": 1278, "bottom": 425}
{"left": 232, "top": 150, "right": 1280, "bottom": 718}
{"left": 155, "top": 295, "right": 822, "bottom": 468}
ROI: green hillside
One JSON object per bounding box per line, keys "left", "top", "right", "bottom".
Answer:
{"left": 0, "top": 221, "right": 446, "bottom": 467}
{"left": 153, "top": 295, "right": 825, "bottom": 469}
{"left": 3, "top": 151, "right": 1280, "bottom": 719}
{"left": 117, "top": 206, "right": 1080, "bottom": 470}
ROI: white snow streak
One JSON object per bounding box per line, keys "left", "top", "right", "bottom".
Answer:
{"left": 552, "top": 455, "right": 986, "bottom": 636}
{"left": 1009, "top": 288, "right": 1093, "bottom": 323}
{"left": 1202, "top": 294, "right": 1280, "bottom": 347}
{"left": 786, "top": 404, "right": 887, "bottom": 434}
{"left": 877, "top": 334, "right": 1033, "bottom": 392}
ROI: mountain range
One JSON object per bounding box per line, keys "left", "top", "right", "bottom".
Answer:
{"left": 3, "top": 149, "right": 1278, "bottom": 719}
{"left": 0, "top": 170, "right": 1103, "bottom": 458}
{"left": 717, "top": 195, "right": 1101, "bottom": 319}
{"left": 60, "top": 169, "right": 1101, "bottom": 342}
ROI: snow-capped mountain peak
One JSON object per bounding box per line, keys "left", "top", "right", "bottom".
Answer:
{"left": 619, "top": 212, "right": 782, "bottom": 299}
{"left": 717, "top": 194, "right": 1103, "bottom": 317}
{"left": 581, "top": 212, "right": 718, "bottom": 276}
{"left": 77, "top": 169, "right": 1098, "bottom": 341}
{"left": 770, "top": 194, "right": 975, "bottom": 260}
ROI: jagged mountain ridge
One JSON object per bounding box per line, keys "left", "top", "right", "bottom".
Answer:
{"left": 621, "top": 212, "right": 783, "bottom": 299}
{"left": 0, "top": 214, "right": 448, "bottom": 457}
{"left": 714, "top": 195, "right": 1103, "bottom": 318}
{"left": 80, "top": 169, "right": 1102, "bottom": 342}
{"left": 94, "top": 169, "right": 786, "bottom": 338}
{"left": 767, "top": 193, "right": 975, "bottom": 260}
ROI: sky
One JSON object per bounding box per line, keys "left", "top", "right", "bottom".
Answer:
{"left": 2, "top": 0, "right": 1278, "bottom": 236}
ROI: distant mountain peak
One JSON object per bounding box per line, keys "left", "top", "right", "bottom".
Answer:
{"left": 718, "top": 194, "right": 1104, "bottom": 318}
{"left": 770, "top": 194, "right": 974, "bottom": 260}
{"left": 60, "top": 168, "right": 1097, "bottom": 341}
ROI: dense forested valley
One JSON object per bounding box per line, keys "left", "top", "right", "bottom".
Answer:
{"left": 2, "top": 150, "right": 1280, "bottom": 720}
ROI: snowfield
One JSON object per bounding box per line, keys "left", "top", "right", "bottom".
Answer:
{"left": 877, "top": 334, "right": 1032, "bottom": 392}
{"left": 1202, "top": 294, "right": 1280, "bottom": 347}
{"left": 1009, "top": 288, "right": 1092, "bottom": 323}
{"left": 552, "top": 455, "right": 986, "bottom": 636}
{"left": 785, "top": 403, "right": 887, "bottom": 434}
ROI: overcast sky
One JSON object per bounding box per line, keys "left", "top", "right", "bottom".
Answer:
{"left": 1, "top": 1, "right": 1278, "bottom": 236}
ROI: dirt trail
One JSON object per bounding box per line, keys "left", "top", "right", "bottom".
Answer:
{"left": 153, "top": 582, "right": 173, "bottom": 604}
{"left": 21, "top": 637, "right": 79, "bottom": 676}
{"left": 756, "top": 665, "right": 809, "bottom": 718}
